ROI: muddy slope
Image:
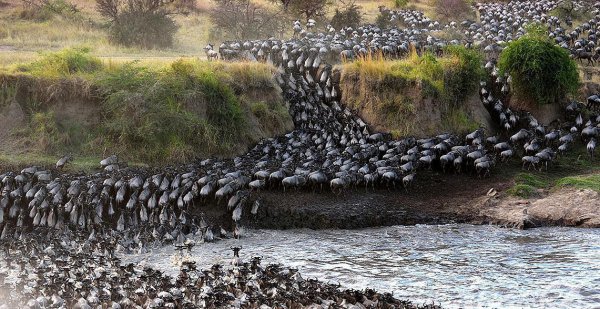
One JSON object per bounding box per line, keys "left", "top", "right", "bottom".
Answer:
{"left": 242, "top": 171, "right": 600, "bottom": 230}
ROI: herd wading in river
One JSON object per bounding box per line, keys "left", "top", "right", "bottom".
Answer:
{"left": 1, "top": 0, "right": 600, "bottom": 307}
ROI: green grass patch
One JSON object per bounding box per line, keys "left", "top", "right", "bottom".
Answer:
{"left": 507, "top": 173, "right": 550, "bottom": 198}
{"left": 556, "top": 174, "right": 600, "bottom": 192}
{"left": 507, "top": 184, "right": 538, "bottom": 199}
{"left": 514, "top": 173, "right": 551, "bottom": 188}
{"left": 506, "top": 147, "right": 600, "bottom": 198}
{"left": 15, "top": 47, "right": 102, "bottom": 77}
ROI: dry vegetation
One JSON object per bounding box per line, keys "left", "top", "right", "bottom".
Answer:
{"left": 0, "top": 0, "right": 405, "bottom": 67}
{"left": 0, "top": 48, "right": 292, "bottom": 165}
{"left": 340, "top": 47, "right": 484, "bottom": 137}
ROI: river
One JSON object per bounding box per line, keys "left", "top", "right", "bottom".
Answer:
{"left": 123, "top": 224, "right": 600, "bottom": 308}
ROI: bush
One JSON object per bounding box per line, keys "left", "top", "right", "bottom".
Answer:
{"left": 394, "top": 0, "right": 408, "bottom": 8}
{"left": 288, "top": 0, "right": 331, "bottom": 21}
{"left": 5, "top": 51, "right": 291, "bottom": 164}
{"left": 507, "top": 173, "right": 549, "bottom": 198}
{"left": 330, "top": 1, "right": 362, "bottom": 30}
{"left": 556, "top": 174, "right": 600, "bottom": 192}
{"left": 435, "top": 0, "right": 470, "bottom": 21}
{"left": 443, "top": 45, "right": 485, "bottom": 106}
{"left": 19, "top": 0, "right": 79, "bottom": 21}
{"left": 210, "top": 0, "right": 287, "bottom": 40}
{"left": 550, "top": 0, "right": 593, "bottom": 23}
{"left": 109, "top": 10, "right": 178, "bottom": 49}
{"left": 15, "top": 47, "right": 102, "bottom": 77}
{"left": 340, "top": 50, "right": 485, "bottom": 137}
{"left": 96, "top": 0, "right": 180, "bottom": 48}
{"left": 28, "top": 111, "right": 65, "bottom": 152}
{"left": 498, "top": 25, "right": 580, "bottom": 106}
{"left": 95, "top": 60, "right": 246, "bottom": 162}
{"left": 507, "top": 184, "right": 537, "bottom": 198}
{"left": 375, "top": 10, "right": 393, "bottom": 29}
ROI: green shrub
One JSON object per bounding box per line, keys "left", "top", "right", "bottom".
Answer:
{"left": 507, "top": 173, "right": 550, "bottom": 198}
{"left": 550, "top": 0, "right": 593, "bottom": 23}
{"left": 95, "top": 59, "right": 246, "bottom": 163}
{"left": 29, "top": 111, "right": 64, "bottom": 152}
{"left": 251, "top": 101, "right": 269, "bottom": 118}
{"left": 442, "top": 108, "right": 479, "bottom": 134}
{"left": 507, "top": 184, "right": 537, "bottom": 198}
{"left": 96, "top": 0, "right": 179, "bottom": 49}
{"left": 19, "top": 0, "right": 79, "bottom": 21}
{"left": 498, "top": 25, "right": 580, "bottom": 106}
{"left": 330, "top": 3, "right": 362, "bottom": 30}
{"left": 5, "top": 51, "right": 290, "bottom": 164}
{"left": 394, "top": 0, "right": 408, "bottom": 8}
{"left": 109, "top": 11, "right": 178, "bottom": 49}
{"left": 514, "top": 173, "right": 549, "bottom": 188}
{"left": 376, "top": 12, "right": 392, "bottom": 29}
{"left": 340, "top": 49, "right": 484, "bottom": 137}
{"left": 443, "top": 45, "right": 485, "bottom": 106}
{"left": 16, "top": 47, "right": 102, "bottom": 77}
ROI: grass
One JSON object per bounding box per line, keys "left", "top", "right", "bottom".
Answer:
{"left": 506, "top": 146, "right": 600, "bottom": 198}
{"left": 506, "top": 173, "right": 551, "bottom": 198}
{"left": 0, "top": 48, "right": 292, "bottom": 165}
{"left": 0, "top": 0, "right": 215, "bottom": 67}
{"left": 556, "top": 174, "right": 600, "bottom": 192}
{"left": 0, "top": 0, "right": 439, "bottom": 68}
{"left": 340, "top": 47, "right": 483, "bottom": 137}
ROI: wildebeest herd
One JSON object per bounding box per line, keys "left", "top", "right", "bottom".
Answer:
{"left": 2, "top": 0, "right": 600, "bottom": 307}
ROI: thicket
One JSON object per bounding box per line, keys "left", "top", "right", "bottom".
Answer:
{"left": 96, "top": 0, "right": 182, "bottom": 48}
{"left": 19, "top": 0, "right": 80, "bottom": 21}
{"left": 498, "top": 25, "right": 580, "bottom": 106}
{"left": 4, "top": 48, "right": 291, "bottom": 164}
{"left": 394, "top": 0, "right": 408, "bottom": 8}
{"left": 550, "top": 0, "right": 594, "bottom": 23}
{"left": 330, "top": 0, "right": 362, "bottom": 30}
{"left": 210, "top": 0, "right": 287, "bottom": 40}
{"left": 434, "top": 0, "right": 471, "bottom": 21}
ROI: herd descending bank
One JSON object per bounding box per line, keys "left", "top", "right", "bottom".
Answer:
{"left": 1, "top": 0, "right": 600, "bottom": 307}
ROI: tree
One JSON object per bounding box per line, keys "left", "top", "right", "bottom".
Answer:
{"left": 330, "top": 0, "right": 362, "bottom": 30}
{"left": 288, "top": 0, "right": 331, "bottom": 21}
{"left": 434, "top": 0, "right": 470, "bottom": 21}
{"left": 273, "top": 0, "right": 292, "bottom": 11}
{"left": 498, "top": 25, "right": 580, "bottom": 106}
{"left": 96, "top": 0, "right": 187, "bottom": 48}
{"left": 210, "top": 0, "right": 287, "bottom": 40}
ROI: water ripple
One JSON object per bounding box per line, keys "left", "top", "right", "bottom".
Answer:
{"left": 122, "top": 224, "right": 600, "bottom": 309}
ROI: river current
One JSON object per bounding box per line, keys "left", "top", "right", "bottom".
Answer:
{"left": 123, "top": 224, "right": 600, "bottom": 308}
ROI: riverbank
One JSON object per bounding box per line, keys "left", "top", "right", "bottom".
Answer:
{"left": 246, "top": 159, "right": 600, "bottom": 230}
{"left": 0, "top": 49, "right": 292, "bottom": 165}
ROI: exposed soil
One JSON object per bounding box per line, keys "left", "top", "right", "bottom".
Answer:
{"left": 0, "top": 100, "right": 25, "bottom": 151}
{"left": 240, "top": 170, "right": 600, "bottom": 230}
{"left": 478, "top": 188, "right": 600, "bottom": 228}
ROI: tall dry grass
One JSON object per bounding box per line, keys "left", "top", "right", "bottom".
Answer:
{"left": 0, "top": 48, "right": 292, "bottom": 165}
{"left": 340, "top": 47, "right": 483, "bottom": 137}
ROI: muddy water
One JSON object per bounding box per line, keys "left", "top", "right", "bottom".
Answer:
{"left": 123, "top": 225, "right": 600, "bottom": 308}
